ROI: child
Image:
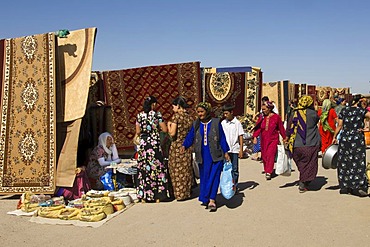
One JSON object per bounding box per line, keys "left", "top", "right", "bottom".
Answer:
{"left": 221, "top": 104, "right": 245, "bottom": 191}
{"left": 251, "top": 113, "right": 262, "bottom": 161}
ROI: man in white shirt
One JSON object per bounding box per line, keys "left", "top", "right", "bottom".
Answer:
{"left": 221, "top": 104, "right": 245, "bottom": 191}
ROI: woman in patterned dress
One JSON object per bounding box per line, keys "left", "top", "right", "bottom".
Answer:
{"left": 136, "top": 96, "right": 169, "bottom": 202}
{"left": 86, "top": 132, "right": 121, "bottom": 190}
{"left": 286, "top": 96, "right": 321, "bottom": 193}
{"left": 332, "top": 94, "right": 370, "bottom": 197}
{"left": 167, "top": 96, "right": 194, "bottom": 201}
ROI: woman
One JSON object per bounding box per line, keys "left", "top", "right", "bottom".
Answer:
{"left": 181, "top": 102, "right": 230, "bottom": 211}
{"left": 318, "top": 99, "right": 337, "bottom": 153}
{"left": 136, "top": 95, "right": 169, "bottom": 202}
{"left": 86, "top": 132, "right": 121, "bottom": 190}
{"left": 253, "top": 102, "right": 286, "bottom": 180}
{"left": 332, "top": 94, "right": 370, "bottom": 197}
{"left": 286, "top": 96, "right": 321, "bottom": 193}
{"left": 167, "top": 96, "right": 194, "bottom": 201}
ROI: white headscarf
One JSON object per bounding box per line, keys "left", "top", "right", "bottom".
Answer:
{"left": 98, "top": 132, "right": 119, "bottom": 161}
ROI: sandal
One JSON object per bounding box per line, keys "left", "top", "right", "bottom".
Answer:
{"left": 265, "top": 173, "right": 271, "bottom": 180}
{"left": 208, "top": 203, "right": 217, "bottom": 212}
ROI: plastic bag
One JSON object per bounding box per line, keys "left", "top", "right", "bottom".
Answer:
{"left": 100, "top": 169, "right": 115, "bottom": 191}
{"left": 275, "top": 145, "right": 291, "bottom": 176}
{"left": 220, "top": 161, "right": 235, "bottom": 200}
{"left": 192, "top": 153, "right": 199, "bottom": 179}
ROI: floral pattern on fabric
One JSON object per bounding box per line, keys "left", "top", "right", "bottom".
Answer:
{"left": 137, "top": 111, "right": 169, "bottom": 201}
{"left": 168, "top": 112, "right": 193, "bottom": 200}
{"left": 86, "top": 145, "right": 108, "bottom": 190}
{"left": 337, "top": 106, "right": 368, "bottom": 190}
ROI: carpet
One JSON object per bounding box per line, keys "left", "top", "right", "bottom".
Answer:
{"left": 55, "top": 27, "right": 97, "bottom": 187}
{"left": 0, "top": 33, "right": 56, "bottom": 194}
{"left": 262, "top": 80, "right": 289, "bottom": 120}
{"left": 204, "top": 72, "right": 246, "bottom": 117}
{"left": 55, "top": 119, "right": 82, "bottom": 187}
{"left": 103, "top": 62, "right": 201, "bottom": 150}
{"left": 56, "top": 27, "right": 97, "bottom": 122}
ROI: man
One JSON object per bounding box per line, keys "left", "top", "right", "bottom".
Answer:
{"left": 221, "top": 103, "right": 245, "bottom": 191}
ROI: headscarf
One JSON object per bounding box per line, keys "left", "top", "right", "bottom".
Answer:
{"left": 336, "top": 98, "right": 344, "bottom": 105}
{"left": 287, "top": 95, "right": 313, "bottom": 154}
{"left": 320, "top": 99, "right": 334, "bottom": 133}
{"left": 196, "top": 101, "right": 212, "bottom": 122}
{"left": 265, "top": 101, "right": 275, "bottom": 111}
{"left": 197, "top": 102, "right": 212, "bottom": 112}
{"left": 98, "top": 132, "right": 119, "bottom": 161}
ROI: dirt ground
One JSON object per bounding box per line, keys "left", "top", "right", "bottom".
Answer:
{"left": 1, "top": 150, "right": 370, "bottom": 247}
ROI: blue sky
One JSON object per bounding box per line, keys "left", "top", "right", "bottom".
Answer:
{"left": 1, "top": 0, "right": 369, "bottom": 93}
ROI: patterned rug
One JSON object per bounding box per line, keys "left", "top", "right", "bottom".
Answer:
{"left": 204, "top": 72, "right": 246, "bottom": 117}
{"left": 262, "top": 80, "right": 289, "bottom": 120}
{"left": 103, "top": 62, "right": 201, "bottom": 150}
{"left": 0, "top": 39, "right": 4, "bottom": 102}
{"left": 56, "top": 27, "right": 97, "bottom": 122}
{"left": 0, "top": 33, "right": 56, "bottom": 194}
{"left": 55, "top": 27, "right": 97, "bottom": 187}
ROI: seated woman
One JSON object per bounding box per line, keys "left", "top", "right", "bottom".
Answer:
{"left": 86, "top": 132, "right": 121, "bottom": 190}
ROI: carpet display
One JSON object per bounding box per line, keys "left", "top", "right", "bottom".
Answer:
{"left": 0, "top": 33, "right": 56, "bottom": 194}
{"left": 103, "top": 62, "right": 201, "bottom": 150}
{"left": 56, "top": 27, "right": 97, "bottom": 122}
{"left": 55, "top": 28, "right": 97, "bottom": 187}
{"left": 204, "top": 72, "right": 246, "bottom": 117}
{"left": 262, "top": 80, "right": 289, "bottom": 120}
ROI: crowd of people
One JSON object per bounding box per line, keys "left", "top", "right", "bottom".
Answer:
{"left": 80, "top": 93, "right": 370, "bottom": 213}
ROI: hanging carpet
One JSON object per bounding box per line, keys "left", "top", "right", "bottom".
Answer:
{"left": 55, "top": 27, "right": 97, "bottom": 187}
{"left": 103, "top": 61, "right": 201, "bottom": 150}
{"left": 0, "top": 33, "right": 56, "bottom": 194}
{"left": 204, "top": 72, "right": 246, "bottom": 117}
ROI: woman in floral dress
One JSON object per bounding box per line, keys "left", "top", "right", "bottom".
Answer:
{"left": 136, "top": 96, "right": 169, "bottom": 202}
{"left": 167, "top": 96, "right": 194, "bottom": 201}
{"left": 333, "top": 94, "right": 370, "bottom": 197}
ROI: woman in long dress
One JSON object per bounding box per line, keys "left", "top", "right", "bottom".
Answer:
{"left": 332, "top": 94, "right": 370, "bottom": 197}
{"left": 253, "top": 102, "right": 286, "bottom": 180}
{"left": 136, "top": 96, "right": 169, "bottom": 202}
{"left": 86, "top": 132, "right": 121, "bottom": 190}
{"left": 286, "top": 96, "right": 321, "bottom": 193}
{"left": 181, "top": 102, "right": 230, "bottom": 211}
{"left": 318, "top": 99, "right": 337, "bottom": 153}
{"left": 167, "top": 96, "right": 194, "bottom": 201}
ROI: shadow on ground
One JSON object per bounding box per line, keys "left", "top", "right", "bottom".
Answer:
{"left": 279, "top": 176, "right": 328, "bottom": 191}
{"left": 216, "top": 181, "right": 259, "bottom": 209}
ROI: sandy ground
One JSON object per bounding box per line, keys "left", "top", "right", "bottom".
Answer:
{"left": 1, "top": 150, "right": 370, "bottom": 247}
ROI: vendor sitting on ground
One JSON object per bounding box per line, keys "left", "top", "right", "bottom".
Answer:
{"left": 86, "top": 132, "right": 121, "bottom": 190}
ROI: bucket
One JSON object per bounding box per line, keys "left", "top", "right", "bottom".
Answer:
{"left": 322, "top": 144, "right": 338, "bottom": 169}
{"left": 364, "top": 131, "right": 370, "bottom": 146}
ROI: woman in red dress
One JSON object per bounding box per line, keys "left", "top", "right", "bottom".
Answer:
{"left": 253, "top": 102, "right": 287, "bottom": 180}
{"left": 317, "top": 99, "right": 337, "bottom": 153}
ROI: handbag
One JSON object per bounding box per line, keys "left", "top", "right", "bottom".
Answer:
{"left": 275, "top": 145, "right": 292, "bottom": 176}
{"left": 220, "top": 161, "right": 236, "bottom": 200}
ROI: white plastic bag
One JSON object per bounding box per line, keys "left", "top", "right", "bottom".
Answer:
{"left": 220, "top": 161, "right": 236, "bottom": 199}
{"left": 275, "top": 145, "right": 292, "bottom": 176}
{"left": 192, "top": 153, "right": 199, "bottom": 179}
